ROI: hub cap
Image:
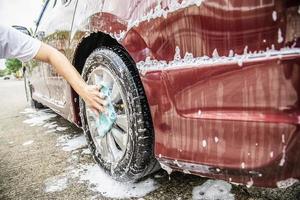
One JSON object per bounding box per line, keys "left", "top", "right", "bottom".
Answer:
{"left": 86, "top": 67, "right": 129, "bottom": 164}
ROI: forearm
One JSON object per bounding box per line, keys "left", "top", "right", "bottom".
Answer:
{"left": 35, "top": 43, "right": 87, "bottom": 98}
{"left": 49, "top": 49, "right": 87, "bottom": 97}
{"left": 34, "top": 43, "right": 105, "bottom": 113}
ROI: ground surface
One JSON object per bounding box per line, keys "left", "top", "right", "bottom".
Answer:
{"left": 0, "top": 80, "right": 299, "bottom": 200}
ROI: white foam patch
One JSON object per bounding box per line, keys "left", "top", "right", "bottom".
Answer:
{"left": 20, "top": 108, "right": 37, "bottom": 114}
{"left": 22, "top": 140, "right": 34, "bottom": 146}
{"left": 276, "top": 178, "right": 299, "bottom": 188}
{"left": 192, "top": 180, "right": 234, "bottom": 200}
{"left": 160, "top": 162, "right": 173, "bottom": 175}
{"left": 137, "top": 47, "right": 300, "bottom": 72}
{"left": 56, "top": 127, "right": 68, "bottom": 132}
{"left": 44, "top": 122, "right": 58, "bottom": 129}
{"left": 57, "top": 135, "right": 87, "bottom": 152}
{"left": 22, "top": 109, "right": 57, "bottom": 127}
{"left": 278, "top": 28, "right": 284, "bottom": 43}
{"left": 22, "top": 108, "right": 69, "bottom": 134}
{"left": 44, "top": 174, "right": 69, "bottom": 193}
{"left": 128, "top": 0, "right": 204, "bottom": 29}
{"left": 45, "top": 129, "right": 56, "bottom": 134}
{"left": 71, "top": 164, "right": 159, "bottom": 198}
{"left": 81, "top": 148, "right": 91, "bottom": 155}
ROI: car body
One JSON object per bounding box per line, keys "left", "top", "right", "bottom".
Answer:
{"left": 25, "top": 0, "right": 300, "bottom": 188}
{"left": 3, "top": 75, "right": 13, "bottom": 80}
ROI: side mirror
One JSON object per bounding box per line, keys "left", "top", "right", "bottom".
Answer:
{"left": 12, "top": 25, "right": 31, "bottom": 36}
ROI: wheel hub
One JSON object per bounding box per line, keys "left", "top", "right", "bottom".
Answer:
{"left": 86, "top": 67, "right": 129, "bottom": 164}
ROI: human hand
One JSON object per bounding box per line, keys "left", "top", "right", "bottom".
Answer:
{"left": 81, "top": 85, "right": 108, "bottom": 116}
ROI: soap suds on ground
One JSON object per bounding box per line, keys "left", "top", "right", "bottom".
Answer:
{"left": 44, "top": 175, "right": 69, "bottom": 193}
{"left": 81, "top": 148, "right": 91, "bottom": 155}
{"left": 21, "top": 108, "right": 159, "bottom": 198}
{"left": 192, "top": 180, "right": 235, "bottom": 200}
{"left": 22, "top": 140, "right": 34, "bottom": 146}
{"left": 22, "top": 108, "right": 57, "bottom": 127}
{"left": 21, "top": 108, "right": 68, "bottom": 133}
{"left": 56, "top": 135, "right": 87, "bottom": 152}
{"left": 43, "top": 163, "right": 159, "bottom": 198}
{"left": 71, "top": 164, "right": 159, "bottom": 198}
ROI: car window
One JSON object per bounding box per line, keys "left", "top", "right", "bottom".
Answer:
{"left": 37, "top": 0, "right": 57, "bottom": 31}
{"left": 53, "top": 0, "right": 57, "bottom": 8}
{"left": 35, "top": 0, "right": 50, "bottom": 28}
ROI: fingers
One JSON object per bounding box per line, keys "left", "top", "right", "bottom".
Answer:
{"left": 94, "top": 103, "right": 105, "bottom": 113}
{"left": 87, "top": 102, "right": 104, "bottom": 115}
{"left": 91, "top": 107, "right": 99, "bottom": 118}
{"left": 99, "top": 92, "right": 106, "bottom": 99}
{"left": 89, "top": 99, "right": 105, "bottom": 112}
{"left": 98, "top": 97, "right": 108, "bottom": 107}
{"left": 90, "top": 85, "right": 100, "bottom": 91}
{"left": 83, "top": 84, "right": 109, "bottom": 114}
{"left": 90, "top": 85, "right": 103, "bottom": 92}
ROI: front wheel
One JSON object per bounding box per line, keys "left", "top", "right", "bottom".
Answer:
{"left": 79, "top": 46, "right": 158, "bottom": 181}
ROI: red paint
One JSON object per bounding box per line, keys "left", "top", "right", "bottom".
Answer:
{"left": 142, "top": 55, "right": 300, "bottom": 187}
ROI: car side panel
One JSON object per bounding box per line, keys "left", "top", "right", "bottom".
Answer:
{"left": 142, "top": 55, "right": 300, "bottom": 187}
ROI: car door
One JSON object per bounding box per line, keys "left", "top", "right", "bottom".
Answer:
{"left": 35, "top": 0, "right": 77, "bottom": 113}
{"left": 26, "top": 1, "right": 52, "bottom": 102}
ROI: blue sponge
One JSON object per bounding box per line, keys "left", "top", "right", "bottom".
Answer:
{"left": 95, "top": 83, "right": 117, "bottom": 137}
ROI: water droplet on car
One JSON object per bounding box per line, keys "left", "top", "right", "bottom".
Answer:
{"left": 272, "top": 11, "right": 277, "bottom": 21}
{"left": 241, "top": 162, "right": 245, "bottom": 169}
{"left": 212, "top": 48, "right": 219, "bottom": 58}
{"left": 278, "top": 28, "right": 284, "bottom": 43}
{"left": 198, "top": 110, "right": 202, "bottom": 116}
{"left": 174, "top": 46, "right": 181, "bottom": 61}
{"left": 214, "top": 137, "right": 219, "bottom": 143}
{"left": 228, "top": 50, "right": 234, "bottom": 57}
{"left": 243, "top": 46, "right": 248, "bottom": 55}
{"left": 202, "top": 140, "right": 207, "bottom": 148}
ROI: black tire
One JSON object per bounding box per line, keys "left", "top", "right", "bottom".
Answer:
{"left": 24, "top": 68, "right": 44, "bottom": 109}
{"left": 31, "top": 95, "right": 44, "bottom": 109}
{"left": 79, "top": 46, "right": 158, "bottom": 181}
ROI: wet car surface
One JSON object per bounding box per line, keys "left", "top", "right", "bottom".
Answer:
{"left": 22, "top": 0, "right": 300, "bottom": 188}
{"left": 0, "top": 80, "right": 300, "bottom": 200}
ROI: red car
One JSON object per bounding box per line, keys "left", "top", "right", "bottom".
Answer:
{"left": 22, "top": 0, "right": 300, "bottom": 188}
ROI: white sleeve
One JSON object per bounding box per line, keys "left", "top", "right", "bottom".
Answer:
{"left": 0, "top": 25, "right": 42, "bottom": 62}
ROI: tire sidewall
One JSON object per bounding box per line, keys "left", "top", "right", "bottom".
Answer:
{"left": 80, "top": 48, "right": 141, "bottom": 180}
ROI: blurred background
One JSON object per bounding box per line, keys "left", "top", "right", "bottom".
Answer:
{"left": 0, "top": 0, "right": 43, "bottom": 78}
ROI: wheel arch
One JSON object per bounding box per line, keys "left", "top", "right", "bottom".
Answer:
{"left": 70, "top": 32, "right": 139, "bottom": 126}
{"left": 72, "top": 32, "right": 121, "bottom": 74}
{"left": 70, "top": 32, "right": 120, "bottom": 126}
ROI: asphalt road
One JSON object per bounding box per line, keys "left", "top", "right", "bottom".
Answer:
{"left": 0, "top": 79, "right": 299, "bottom": 200}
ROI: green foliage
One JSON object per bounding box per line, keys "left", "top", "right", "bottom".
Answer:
{"left": 5, "top": 59, "right": 22, "bottom": 74}
{"left": 0, "top": 69, "right": 8, "bottom": 77}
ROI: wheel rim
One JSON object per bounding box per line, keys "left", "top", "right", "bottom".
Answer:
{"left": 86, "top": 66, "right": 129, "bottom": 164}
